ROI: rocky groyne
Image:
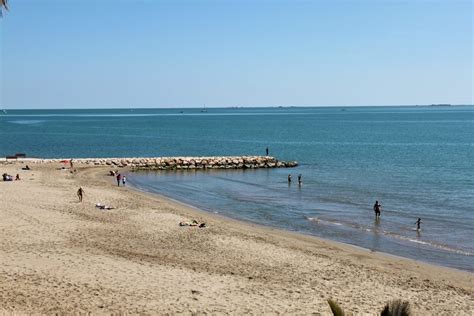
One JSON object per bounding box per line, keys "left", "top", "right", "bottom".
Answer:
{"left": 1, "top": 156, "right": 298, "bottom": 170}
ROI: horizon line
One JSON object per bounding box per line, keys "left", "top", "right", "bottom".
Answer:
{"left": 2, "top": 104, "right": 472, "bottom": 111}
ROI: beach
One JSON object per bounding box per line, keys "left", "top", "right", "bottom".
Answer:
{"left": 0, "top": 161, "right": 472, "bottom": 314}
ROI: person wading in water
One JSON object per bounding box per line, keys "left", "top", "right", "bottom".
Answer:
{"left": 373, "top": 200, "right": 381, "bottom": 219}
{"left": 415, "top": 218, "right": 423, "bottom": 230}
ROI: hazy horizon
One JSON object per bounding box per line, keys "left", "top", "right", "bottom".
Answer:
{"left": 3, "top": 104, "right": 474, "bottom": 111}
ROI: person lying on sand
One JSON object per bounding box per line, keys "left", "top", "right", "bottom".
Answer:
{"left": 2, "top": 173, "right": 13, "bottom": 181}
{"left": 95, "top": 203, "right": 115, "bottom": 210}
{"left": 179, "top": 220, "right": 206, "bottom": 228}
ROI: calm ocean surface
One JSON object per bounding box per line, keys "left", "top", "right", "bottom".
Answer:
{"left": 1, "top": 106, "right": 473, "bottom": 271}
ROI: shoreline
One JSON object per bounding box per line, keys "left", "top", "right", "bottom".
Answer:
{"left": 0, "top": 161, "right": 472, "bottom": 314}
{"left": 128, "top": 168, "right": 474, "bottom": 273}
{"left": 127, "top": 172, "right": 472, "bottom": 277}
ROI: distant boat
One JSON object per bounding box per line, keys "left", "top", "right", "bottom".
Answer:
{"left": 430, "top": 104, "right": 451, "bottom": 107}
{"left": 201, "top": 105, "right": 208, "bottom": 113}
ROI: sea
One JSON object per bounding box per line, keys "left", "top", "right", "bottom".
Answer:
{"left": 1, "top": 106, "right": 473, "bottom": 271}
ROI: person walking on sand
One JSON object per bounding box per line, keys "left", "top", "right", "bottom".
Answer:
{"left": 122, "top": 176, "right": 126, "bottom": 186}
{"left": 77, "top": 187, "right": 84, "bottom": 202}
{"left": 70, "top": 159, "right": 74, "bottom": 169}
{"left": 373, "top": 200, "right": 381, "bottom": 218}
{"left": 116, "top": 173, "right": 121, "bottom": 187}
{"left": 415, "top": 218, "right": 422, "bottom": 230}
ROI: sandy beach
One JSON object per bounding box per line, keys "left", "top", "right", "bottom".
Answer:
{"left": 0, "top": 161, "right": 472, "bottom": 314}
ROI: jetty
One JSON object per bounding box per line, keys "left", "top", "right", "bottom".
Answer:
{"left": 0, "top": 156, "right": 298, "bottom": 170}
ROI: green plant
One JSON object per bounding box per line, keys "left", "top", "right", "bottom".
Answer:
{"left": 380, "top": 299, "right": 411, "bottom": 316}
{"left": 327, "top": 299, "right": 346, "bottom": 316}
{"left": 327, "top": 298, "right": 411, "bottom": 316}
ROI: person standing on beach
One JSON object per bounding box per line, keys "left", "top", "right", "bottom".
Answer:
{"left": 373, "top": 200, "right": 381, "bottom": 218}
{"left": 116, "top": 173, "right": 121, "bottom": 187}
{"left": 77, "top": 187, "right": 84, "bottom": 202}
{"left": 415, "top": 218, "right": 422, "bottom": 230}
{"left": 122, "top": 176, "right": 126, "bottom": 186}
{"left": 70, "top": 159, "right": 73, "bottom": 169}
{"left": 266, "top": 147, "right": 269, "bottom": 156}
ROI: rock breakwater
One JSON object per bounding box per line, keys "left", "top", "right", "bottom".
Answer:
{"left": 1, "top": 156, "right": 298, "bottom": 170}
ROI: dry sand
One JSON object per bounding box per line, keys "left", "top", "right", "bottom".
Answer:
{"left": 0, "top": 162, "right": 472, "bottom": 314}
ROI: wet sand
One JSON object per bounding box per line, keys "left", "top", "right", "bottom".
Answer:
{"left": 0, "top": 162, "right": 472, "bottom": 314}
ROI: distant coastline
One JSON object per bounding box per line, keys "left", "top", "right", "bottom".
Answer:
{"left": 2, "top": 104, "right": 473, "bottom": 111}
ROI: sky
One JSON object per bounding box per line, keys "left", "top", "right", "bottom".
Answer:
{"left": 0, "top": 0, "right": 472, "bottom": 109}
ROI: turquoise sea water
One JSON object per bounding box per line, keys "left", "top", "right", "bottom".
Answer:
{"left": 1, "top": 106, "right": 473, "bottom": 271}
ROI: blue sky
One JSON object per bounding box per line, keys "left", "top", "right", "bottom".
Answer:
{"left": 0, "top": 0, "right": 472, "bottom": 109}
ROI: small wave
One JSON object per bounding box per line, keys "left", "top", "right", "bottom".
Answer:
{"left": 388, "top": 234, "right": 474, "bottom": 256}
{"left": 305, "top": 216, "right": 474, "bottom": 256}
{"left": 307, "top": 216, "right": 344, "bottom": 226}
{"left": 407, "top": 238, "right": 430, "bottom": 245}
{"left": 8, "top": 120, "right": 44, "bottom": 125}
